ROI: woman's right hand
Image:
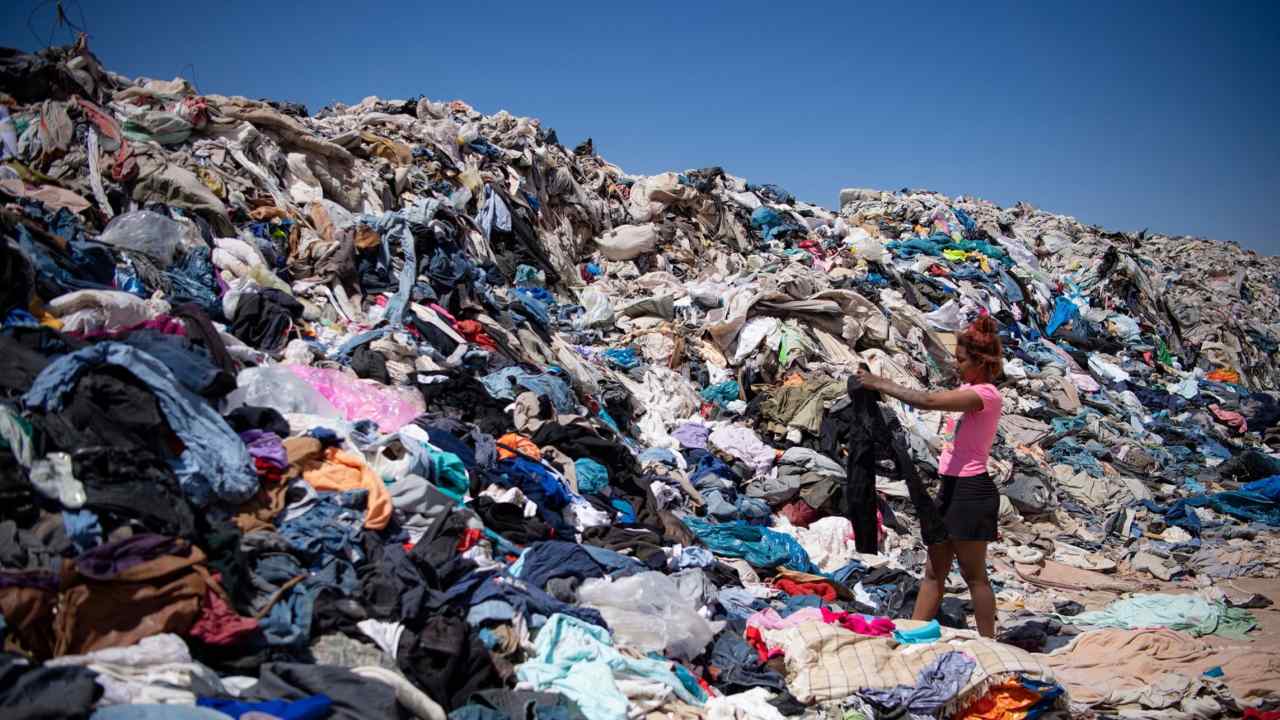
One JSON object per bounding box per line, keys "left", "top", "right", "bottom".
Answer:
{"left": 849, "top": 368, "right": 880, "bottom": 394}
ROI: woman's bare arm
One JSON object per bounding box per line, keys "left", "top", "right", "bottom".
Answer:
{"left": 855, "top": 371, "right": 983, "bottom": 413}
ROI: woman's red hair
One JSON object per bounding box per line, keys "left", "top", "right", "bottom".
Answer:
{"left": 958, "top": 315, "right": 1003, "bottom": 382}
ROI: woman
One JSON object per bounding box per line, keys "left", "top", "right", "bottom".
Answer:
{"left": 853, "top": 316, "right": 1004, "bottom": 637}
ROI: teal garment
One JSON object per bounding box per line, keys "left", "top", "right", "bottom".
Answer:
{"left": 1045, "top": 296, "right": 1079, "bottom": 336}
{"left": 515, "top": 614, "right": 701, "bottom": 720}
{"left": 514, "top": 264, "right": 546, "bottom": 288}
{"left": 1185, "top": 487, "right": 1280, "bottom": 526}
{"left": 601, "top": 348, "right": 641, "bottom": 371}
{"left": 892, "top": 619, "right": 941, "bottom": 644}
{"left": 886, "top": 236, "right": 945, "bottom": 258}
{"left": 699, "top": 380, "right": 740, "bottom": 407}
{"left": 431, "top": 449, "right": 469, "bottom": 495}
{"left": 668, "top": 658, "right": 709, "bottom": 702}
{"left": 683, "top": 517, "right": 818, "bottom": 573}
{"left": 944, "top": 238, "right": 1011, "bottom": 264}
{"left": 1064, "top": 593, "right": 1257, "bottom": 639}
{"left": 575, "top": 458, "right": 609, "bottom": 494}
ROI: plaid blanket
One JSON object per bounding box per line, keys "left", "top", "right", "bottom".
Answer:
{"left": 761, "top": 620, "right": 1055, "bottom": 706}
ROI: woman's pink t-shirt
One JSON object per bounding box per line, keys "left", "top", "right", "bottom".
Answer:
{"left": 937, "top": 383, "right": 1002, "bottom": 477}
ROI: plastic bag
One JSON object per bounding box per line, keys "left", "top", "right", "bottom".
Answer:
{"left": 846, "top": 227, "right": 888, "bottom": 263}
{"left": 29, "top": 452, "right": 86, "bottom": 509}
{"left": 574, "top": 286, "right": 614, "bottom": 329}
{"left": 595, "top": 223, "right": 659, "bottom": 260}
{"left": 287, "top": 365, "right": 425, "bottom": 432}
{"left": 577, "top": 571, "right": 723, "bottom": 660}
{"left": 223, "top": 366, "right": 344, "bottom": 420}
{"left": 457, "top": 157, "right": 483, "bottom": 197}
{"left": 97, "top": 210, "right": 182, "bottom": 265}
{"left": 456, "top": 122, "right": 480, "bottom": 145}
{"left": 121, "top": 110, "right": 193, "bottom": 145}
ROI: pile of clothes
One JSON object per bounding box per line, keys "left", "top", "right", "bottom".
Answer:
{"left": 1, "top": 37, "right": 1279, "bottom": 720}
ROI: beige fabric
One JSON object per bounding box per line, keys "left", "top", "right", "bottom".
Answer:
{"left": 1047, "top": 628, "right": 1280, "bottom": 712}
{"left": 760, "top": 621, "right": 1053, "bottom": 705}
{"left": 1012, "top": 559, "right": 1141, "bottom": 593}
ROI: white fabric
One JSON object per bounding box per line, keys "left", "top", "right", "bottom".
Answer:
{"left": 595, "top": 223, "right": 660, "bottom": 260}
{"left": 705, "top": 688, "right": 788, "bottom": 720}
{"left": 351, "top": 666, "right": 446, "bottom": 720}
{"left": 785, "top": 516, "right": 858, "bottom": 574}
{"left": 45, "top": 634, "right": 209, "bottom": 706}
{"left": 708, "top": 425, "right": 775, "bottom": 477}
{"left": 48, "top": 289, "right": 156, "bottom": 333}
{"left": 731, "top": 317, "right": 780, "bottom": 364}
{"left": 1088, "top": 355, "right": 1131, "bottom": 383}
{"left": 357, "top": 619, "right": 406, "bottom": 659}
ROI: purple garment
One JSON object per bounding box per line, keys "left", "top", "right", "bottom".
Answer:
{"left": 0, "top": 570, "right": 59, "bottom": 591}
{"left": 861, "top": 650, "right": 975, "bottom": 714}
{"left": 241, "top": 430, "right": 288, "bottom": 469}
{"left": 74, "top": 534, "right": 186, "bottom": 579}
{"left": 671, "top": 423, "right": 710, "bottom": 450}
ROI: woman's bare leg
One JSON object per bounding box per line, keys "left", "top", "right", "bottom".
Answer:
{"left": 954, "top": 540, "right": 996, "bottom": 637}
{"left": 912, "top": 541, "right": 955, "bottom": 621}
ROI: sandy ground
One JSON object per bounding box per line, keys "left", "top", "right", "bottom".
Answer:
{"left": 1202, "top": 576, "right": 1280, "bottom": 652}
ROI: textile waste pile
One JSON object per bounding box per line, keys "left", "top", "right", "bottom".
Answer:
{"left": 1, "top": 38, "right": 1279, "bottom": 720}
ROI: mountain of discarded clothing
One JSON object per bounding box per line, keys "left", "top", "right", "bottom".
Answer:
{"left": 2, "top": 37, "right": 1280, "bottom": 720}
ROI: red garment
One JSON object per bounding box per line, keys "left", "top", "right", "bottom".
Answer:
{"left": 456, "top": 320, "right": 498, "bottom": 351}
{"left": 1209, "top": 404, "right": 1248, "bottom": 433}
{"left": 457, "top": 528, "right": 482, "bottom": 552}
{"left": 774, "top": 578, "right": 837, "bottom": 601}
{"left": 778, "top": 499, "right": 819, "bottom": 528}
{"left": 797, "top": 239, "right": 826, "bottom": 259}
{"left": 254, "top": 457, "right": 285, "bottom": 477}
{"left": 188, "top": 575, "right": 258, "bottom": 646}
{"left": 1243, "top": 710, "right": 1280, "bottom": 720}
{"left": 429, "top": 303, "right": 458, "bottom": 325}
{"left": 743, "top": 626, "right": 783, "bottom": 663}
{"left": 693, "top": 673, "right": 717, "bottom": 698}
{"left": 112, "top": 140, "right": 137, "bottom": 182}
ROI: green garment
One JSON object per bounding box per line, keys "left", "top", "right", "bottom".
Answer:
{"left": 1065, "top": 593, "right": 1257, "bottom": 640}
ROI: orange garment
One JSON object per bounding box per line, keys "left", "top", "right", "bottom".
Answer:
{"left": 496, "top": 433, "right": 541, "bottom": 461}
{"left": 299, "top": 446, "right": 391, "bottom": 530}
{"left": 955, "top": 678, "right": 1041, "bottom": 719}
{"left": 1206, "top": 368, "right": 1240, "bottom": 384}
{"left": 248, "top": 206, "right": 289, "bottom": 221}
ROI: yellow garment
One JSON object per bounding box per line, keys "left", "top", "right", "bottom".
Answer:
{"left": 29, "top": 298, "right": 62, "bottom": 329}
{"left": 197, "top": 167, "right": 225, "bottom": 198}
{"left": 941, "top": 249, "right": 992, "bottom": 272}
{"left": 298, "top": 445, "right": 391, "bottom": 530}
{"left": 360, "top": 132, "right": 411, "bottom": 165}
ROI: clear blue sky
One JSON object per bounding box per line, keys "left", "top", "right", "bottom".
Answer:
{"left": 4, "top": 1, "right": 1277, "bottom": 253}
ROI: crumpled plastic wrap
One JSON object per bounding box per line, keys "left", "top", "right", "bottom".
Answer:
{"left": 287, "top": 365, "right": 425, "bottom": 432}
{"left": 577, "top": 571, "right": 724, "bottom": 660}
{"left": 96, "top": 210, "right": 183, "bottom": 266}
